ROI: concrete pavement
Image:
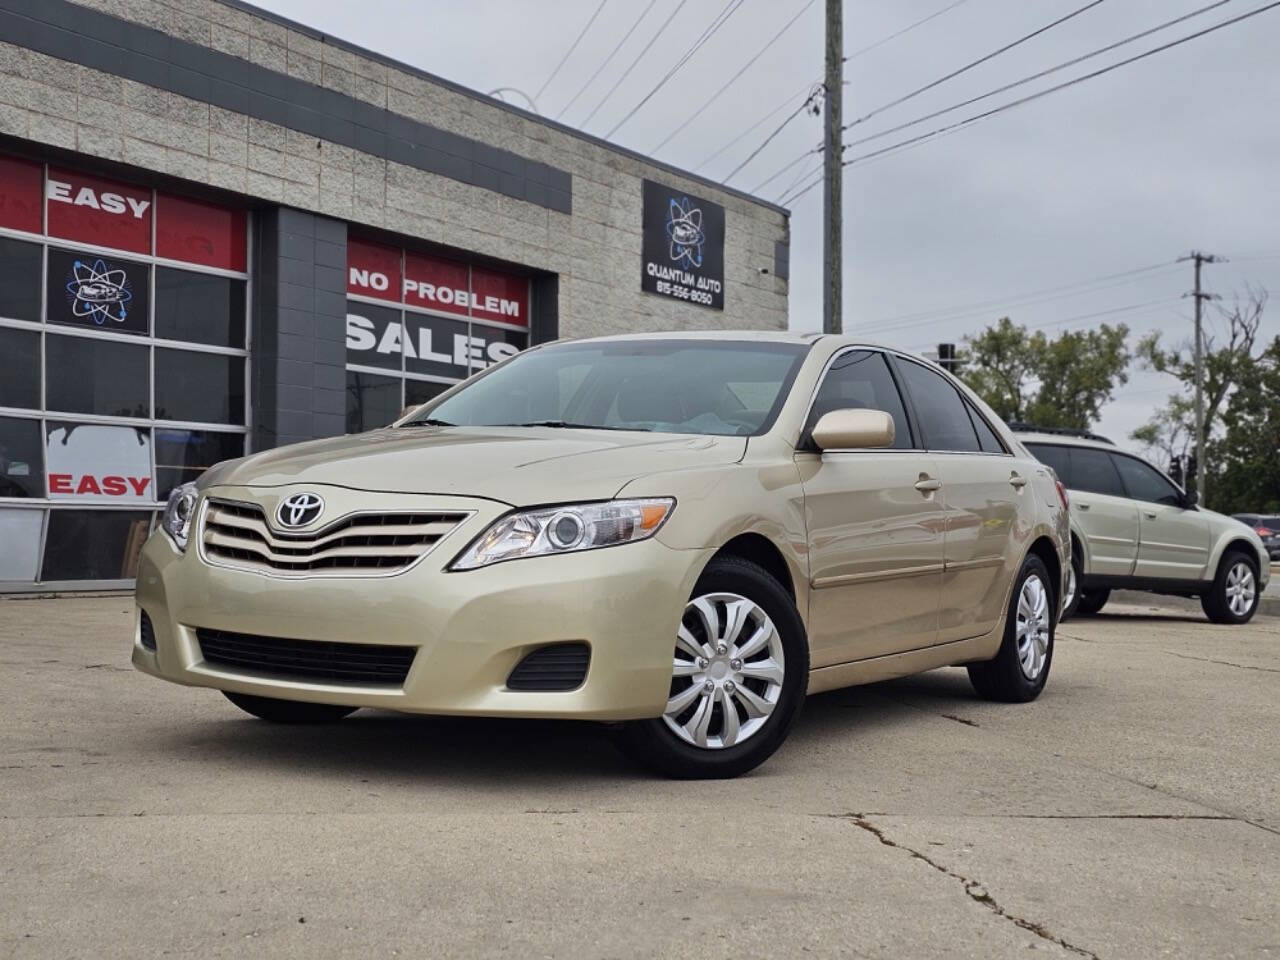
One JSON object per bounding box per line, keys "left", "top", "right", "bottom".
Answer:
{"left": 1, "top": 596, "right": 1277, "bottom": 959}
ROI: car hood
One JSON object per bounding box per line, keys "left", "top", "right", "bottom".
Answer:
{"left": 200, "top": 427, "right": 747, "bottom": 506}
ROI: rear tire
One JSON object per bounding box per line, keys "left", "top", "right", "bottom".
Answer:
{"left": 1075, "top": 588, "right": 1110, "bottom": 617}
{"left": 620, "top": 556, "right": 808, "bottom": 779}
{"left": 222, "top": 691, "right": 358, "bottom": 723}
{"left": 1061, "top": 550, "right": 1082, "bottom": 622}
{"left": 1201, "top": 551, "right": 1260, "bottom": 624}
{"left": 968, "top": 554, "right": 1054, "bottom": 703}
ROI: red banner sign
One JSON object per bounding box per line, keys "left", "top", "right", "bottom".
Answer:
{"left": 45, "top": 167, "right": 152, "bottom": 254}
{"left": 348, "top": 236, "right": 528, "bottom": 325}
{"left": 155, "top": 193, "right": 247, "bottom": 271}
{"left": 404, "top": 251, "right": 470, "bottom": 318}
{"left": 346, "top": 237, "right": 402, "bottom": 304}
{"left": 0, "top": 155, "right": 42, "bottom": 234}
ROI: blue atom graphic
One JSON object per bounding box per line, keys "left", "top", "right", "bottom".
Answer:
{"left": 666, "top": 197, "right": 705, "bottom": 269}
{"left": 66, "top": 259, "right": 132, "bottom": 325}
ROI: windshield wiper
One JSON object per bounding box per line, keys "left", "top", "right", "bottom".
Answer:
{"left": 497, "top": 420, "right": 650, "bottom": 431}
{"left": 399, "top": 418, "right": 455, "bottom": 427}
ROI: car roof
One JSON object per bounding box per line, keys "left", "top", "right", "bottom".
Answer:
{"left": 547, "top": 330, "right": 949, "bottom": 355}
{"left": 1014, "top": 431, "right": 1118, "bottom": 452}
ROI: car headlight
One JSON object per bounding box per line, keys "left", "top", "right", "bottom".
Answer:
{"left": 162, "top": 482, "right": 199, "bottom": 550}
{"left": 450, "top": 498, "right": 674, "bottom": 570}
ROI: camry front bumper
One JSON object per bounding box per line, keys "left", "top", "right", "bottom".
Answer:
{"left": 133, "top": 484, "right": 712, "bottom": 721}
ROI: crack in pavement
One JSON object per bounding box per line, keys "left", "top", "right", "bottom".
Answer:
{"left": 835, "top": 813, "right": 1101, "bottom": 960}
{"left": 1166, "top": 652, "right": 1280, "bottom": 674}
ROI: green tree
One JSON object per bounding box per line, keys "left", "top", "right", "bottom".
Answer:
{"left": 1208, "top": 335, "right": 1280, "bottom": 513}
{"left": 1131, "top": 288, "right": 1266, "bottom": 504}
{"left": 961, "top": 318, "right": 1131, "bottom": 430}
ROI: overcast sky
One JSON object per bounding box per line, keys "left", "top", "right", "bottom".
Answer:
{"left": 255, "top": 0, "right": 1280, "bottom": 453}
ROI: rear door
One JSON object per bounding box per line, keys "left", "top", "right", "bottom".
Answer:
{"left": 1027, "top": 443, "right": 1138, "bottom": 577}
{"left": 799, "top": 349, "right": 944, "bottom": 667}
{"left": 893, "top": 359, "right": 1021, "bottom": 644}
{"left": 1110, "top": 452, "right": 1209, "bottom": 580}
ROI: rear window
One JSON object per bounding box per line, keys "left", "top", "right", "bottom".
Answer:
{"left": 1024, "top": 442, "right": 1128, "bottom": 498}
{"left": 1025, "top": 443, "right": 1071, "bottom": 483}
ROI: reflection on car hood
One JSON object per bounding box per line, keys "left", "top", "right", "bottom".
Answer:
{"left": 201, "top": 427, "right": 747, "bottom": 506}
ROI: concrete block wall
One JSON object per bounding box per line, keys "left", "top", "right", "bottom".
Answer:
{"left": 0, "top": 0, "right": 789, "bottom": 337}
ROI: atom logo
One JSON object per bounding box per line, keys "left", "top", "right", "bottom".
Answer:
{"left": 666, "top": 197, "right": 705, "bottom": 269}
{"left": 65, "top": 258, "right": 132, "bottom": 326}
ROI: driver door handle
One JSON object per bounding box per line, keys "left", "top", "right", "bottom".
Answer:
{"left": 914, "top": 477, "right": 942, "bottom": 493}
{"left": 1144, "top": 510, "right": 1158, "bottom": 520}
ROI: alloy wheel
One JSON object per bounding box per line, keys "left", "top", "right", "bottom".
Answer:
{"left": 1015, "top": 574, "right": 1050, "bottom": 681}
{"left": 1225, "top": 562, "right": 1256, "bottom": 617}
{"left": 664, "top": 592, "right": 785, "bottom": 750}
{"left": 1064, "top": 564, "right": 1077, "bottom": 612}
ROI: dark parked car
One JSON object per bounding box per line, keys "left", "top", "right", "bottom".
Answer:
{"left": 1233, "top": 514, "right": 1280, "bottom": 561}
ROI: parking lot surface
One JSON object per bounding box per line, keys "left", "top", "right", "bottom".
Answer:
{"left": 1, "top": 595, "right": 1277, "bottom": 959}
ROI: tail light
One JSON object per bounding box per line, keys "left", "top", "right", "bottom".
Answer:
{"left": 1055, "top": 479, "right": 1069, "bottom": 510}
{"left": 1257, "top": 526, "right": 1274, "bottom": 537}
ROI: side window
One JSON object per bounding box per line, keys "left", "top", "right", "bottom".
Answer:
{"left": 1111, "top": 454, "right": 1182, "bottom": 505}
{"left": 1068, "top": 447, "right": 1127, "bottom": 497}
{"left": 805, "top": 350, "right": 912, "bottom": 450}
{"left": 896, "top": 360, "right": 981, "bottom": 452}
{"left": 1025, "top": 443, "right": 1072, "bottom": 485}
{"left": 966, "top": 402, "right": 1006, "bottom": 454}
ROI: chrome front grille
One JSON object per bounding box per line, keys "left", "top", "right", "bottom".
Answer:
{"left": 200, "top": 499, "right": 469, "bottom": 577}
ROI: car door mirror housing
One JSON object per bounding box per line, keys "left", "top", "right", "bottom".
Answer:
{"left": 1181, "top": 487, "right": 1199, "bottom": 509}
{"left": 811, "top": 408, "right": 895, "bottom": 451}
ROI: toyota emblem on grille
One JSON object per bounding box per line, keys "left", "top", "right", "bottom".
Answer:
{"left": 277, "top": 492, "right": 324, "bottom": 528}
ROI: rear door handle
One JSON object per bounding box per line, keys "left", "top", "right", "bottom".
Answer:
{"left": 1144, "top": 511, "right": 1158, "bottom": 520}
{"left": 1077, "top": 502, "right": 1090, "bottom": 511}
{"left": 914, "top": 477, "right": 941, "bottom": 493}
{"left": 1009, "top": 473, "right": 1027, "bottom": 489}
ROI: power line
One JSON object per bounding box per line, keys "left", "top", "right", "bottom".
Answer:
{"left": 867, "top": 262, "right": 1179, "bottom": 328}
{"left": 844, "top": 0, "right": 973, "bottom": 62}
{"left": 749, "top": 148, "right": 818, "bottom": 195}
{"left": 651, "top": 0, "right": 818, "bottom": 153}
{"left": 534, "top": 0, "right": 610, "bottom": 103}
{"left": 775, "top": 157, "right": 823, "bottom": 203}
{"left": 579, "top": 0, "right": 689, "bottom": 128}
{"left": 862, "top": 277, "right": 1185, "bottom": 337}
{"left": 899, "top": 300, "right": 1183, "bottom": 352}
{"left": 555, "top": 0, "right": 660, "bottom": 121}
{"left": 843, "top": 0, "right": 1235, "bottom": 153}
{"left": 839, "top": 2, "right": 1280, "bottom": 173}
{"left": 722, "top": 86, "right": 822, "bottom": 183}
{"left": 845, "top": 0, "right": 1109, "bottom": 132}
{"left": 695, "top": 80, "right": 816, "bottom": 171}
{"left": 603, "top": 0, "right": 749, "bottom": 138}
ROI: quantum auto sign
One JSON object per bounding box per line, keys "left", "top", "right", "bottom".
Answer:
{"left": 641, "top": 179, "right": 725, "bottom": 310}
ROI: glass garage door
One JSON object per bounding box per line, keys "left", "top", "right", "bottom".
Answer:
{"left": 0, "top": 155, "right": 250, "bottom": 589}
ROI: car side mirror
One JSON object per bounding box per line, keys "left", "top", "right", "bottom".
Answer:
{"left": 811, "top": 408, "right": 895, "bottom": 451}
{"left": 1181, "top": 487, "right": 1199, "bottom": 509}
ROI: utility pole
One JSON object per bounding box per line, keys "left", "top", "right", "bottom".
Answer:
{"left": 1178, "top": 251, "right": 1223, "bottom": 503}
{"left": 822, "top": 0, "right": 842, "bottom": 334}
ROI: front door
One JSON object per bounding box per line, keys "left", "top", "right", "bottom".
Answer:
{"left": 797, "top": 349, "right": 944, "bottom": 667}
{"left": 1111, "top": 453, "right": 1210, "bottom": 580}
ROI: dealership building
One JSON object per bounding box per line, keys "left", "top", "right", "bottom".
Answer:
{"left": 0, "top": 0, "right": 790, "bottom": 590}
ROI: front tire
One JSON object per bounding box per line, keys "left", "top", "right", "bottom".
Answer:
{"left": 968, "top": 554, "right": 1054, "bottom": 703}
{"left": 222, "top": 691, "right": 358, "bottom": 723}
{"left": 620, "top": 556, "right": 808, "bottom": 779}
{"left": 1201, "top": 551, "right": 1260, "bottom": 624}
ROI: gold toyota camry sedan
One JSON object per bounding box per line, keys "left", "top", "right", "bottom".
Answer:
{"left": 134, "top": 333, "right": 1069, "bottom": 778}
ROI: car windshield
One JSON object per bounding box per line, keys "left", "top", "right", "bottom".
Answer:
{"left": 402, "top": 339, "right": 809, "bottom": 437}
